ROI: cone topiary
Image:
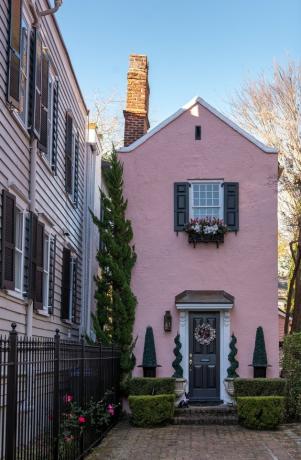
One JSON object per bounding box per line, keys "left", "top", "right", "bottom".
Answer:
{"left": 172, "top": 333, "right": 183, "bottom": 379}
{"left": 227, "top": 333, "right": 239, "bottom": 378}
{"left": 252, "top": 326, "right": 268, "bottom": 368}
{"left": 141, "top": 327, "right": 158, "bottom": 377}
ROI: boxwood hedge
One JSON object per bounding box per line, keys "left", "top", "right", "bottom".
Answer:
{"left": 128, "top": 394, "right": 175, "bottom": 427}
{"left": 237, "top": 396, "right": 284, "bottom": 429}
{"left": 234, "top": 378, "right": 286, "bottom": 397}
{"left": 128, "top": 378, "right": 175, "bottom": 395}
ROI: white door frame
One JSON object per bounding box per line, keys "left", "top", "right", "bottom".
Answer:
{"left": 178, "top": 307, "right": 232, "bottom": 404}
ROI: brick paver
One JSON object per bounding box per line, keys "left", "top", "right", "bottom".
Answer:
{"left": 87, "top": 421, "right": 301, "bottom": 460}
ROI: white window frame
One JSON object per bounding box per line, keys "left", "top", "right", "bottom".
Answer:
{"left": 70, "top": 128, "right": 77, "bottom": 203}
{"left": 17, "top": 14, "right": 30, "bottom": 127}
{"left": 67, "top": 256, "right": 76, "bottom": 321}
{"left": 42, "top": 233, "right": 51, "bottom": 311}
{"left": 45, "top": 71, "right": 56, "bottom": 165}
{"left": 14, "top": 209, "right": 25, "bottom": 295}
{"left": 189, "top": 180, "right": 224, "bottom": 220}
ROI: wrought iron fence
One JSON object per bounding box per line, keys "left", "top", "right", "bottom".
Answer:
{"left": 0, "top": 324, "right": 120, "bottom": 460}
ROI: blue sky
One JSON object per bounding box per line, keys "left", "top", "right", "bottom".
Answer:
{"left": 56, "top": 0, "right": 301, "bottom": 126}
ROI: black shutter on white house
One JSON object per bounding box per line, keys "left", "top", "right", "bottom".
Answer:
{"left": 174, "top": 182, "right": 189, "bottom": 231}
{"left": 72, "top": 259, "right": 79, "bottom": 324}
{"left": 23, "top": 215, "right": 30, "bottom": 296}
{"left": 51, "top": 80, "right": 59, "bottom": 173}
{"left": 61, "top": 247, "right": 71, "bottom": 319}
{"left": 48, "top": 236, "right": 56, "bottom": 314}
{"left": 7, "top": 0, "right": 23, "bottom": 109}
{"left": 224, "top": 182, "right": 239, "bottom": 232}
{"left": 73, "top": 131, "right": 79, "bottom": 206}
{"left": 65, "top": 112, "right": 73, "bottom": 194}
{"left": 32, "top": 29, "right": 42, "bottom": 139}
{"left": 39, "top": 51, "right": 49, "bottom": 152}
{"left": 1, "top": 190, "right": 16, "bottom": 290}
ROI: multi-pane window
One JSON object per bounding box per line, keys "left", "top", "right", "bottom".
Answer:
{"left": 42, "top": 234, "right": 50, "bottom": 310}
{"left": 14, "top": 209, "right": 24, "bottom": 292}
{"left": 18, "top": 16, "right": 29, "bottom": 125}
{"left": 191, "top": 182, "right": 222, "bottom": 219}
{"left": 68, "top": 257, "right": 76, "bottom": 321}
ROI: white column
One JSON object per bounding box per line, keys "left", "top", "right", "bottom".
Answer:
{"left": 179, "top": 311, "right": 189, "bottom": 389}
{"left": 220, "top": 310, "right": 232, "bottom": 404}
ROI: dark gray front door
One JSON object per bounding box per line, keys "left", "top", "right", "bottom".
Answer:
{"left": 189, "top": 312, "right": 220, "bottom": 401}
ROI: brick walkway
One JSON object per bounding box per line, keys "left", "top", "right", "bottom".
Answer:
{"left": 87, "top": 421, "right": 301, "bottom": 460}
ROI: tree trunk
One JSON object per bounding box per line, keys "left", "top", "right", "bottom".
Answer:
{"left": 291, "top": 237, "right": 301, "bottom": 332}
{"left": 285, "top": 244, "right": 301, "bottom": 334}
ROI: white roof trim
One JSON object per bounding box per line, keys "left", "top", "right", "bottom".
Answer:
{"left": 176, "top": 303, "right": 233, "bottom": 311}
{"left": 118, "top": 96, "right": 278, "bottom": 154}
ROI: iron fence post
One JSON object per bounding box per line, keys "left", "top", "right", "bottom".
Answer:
{"left": 5, "top": 323, "right": 18, "bottom": 460}
{"left": 80, "top": 335, "right": 85, "bottom": 454}
{"left": 53, "top": 329, "right": 60, "bottom": 460}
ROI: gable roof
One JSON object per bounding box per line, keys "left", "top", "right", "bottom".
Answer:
{"left": 118, "top": 96, "right": 277, "bottom": 154}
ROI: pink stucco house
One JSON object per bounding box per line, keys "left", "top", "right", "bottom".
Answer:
{"left": 119, "top": 55, "right": 278, "bottom": 403}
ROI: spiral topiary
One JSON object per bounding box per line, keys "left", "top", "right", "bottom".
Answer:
{"left": 227, "top": 333, "right": 239, "bottom": 378}
{"left": 172, "top": 333, "right": 184, "bottom": 378}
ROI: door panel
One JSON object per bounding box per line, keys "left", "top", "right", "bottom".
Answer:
{"left": 189, "top": 312, "right": 220, "bottom": 401}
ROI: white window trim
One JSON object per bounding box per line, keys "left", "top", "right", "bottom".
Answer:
{"left": 44, "top": 71, "right": 56, "bottom": 165}
{"left": 70, "top": 128, "right": 78, "bottom": 203}
{"left": 67, "top": 255, "right": 76, "bottom": 322}
{"left": 189, "top": 180, "right": 224, "bottom": 220}
{"left": 14, "top": 209, "right": 26, "bottom": 295}
{"left": 42, "top": 232, "right": 51, "bottom": 311}
{"left": 17, "top": 12, "right": 31, "bottom": 128}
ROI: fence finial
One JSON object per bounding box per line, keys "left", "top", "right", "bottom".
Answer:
{"left": 55, "top": 329, "right": 60, "bottom": 337}
{"left": 11, "top": 323, "right": 17, "bottom": 331}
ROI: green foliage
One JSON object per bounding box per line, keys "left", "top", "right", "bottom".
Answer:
{"left": 92, "top": 148, "right": 137, "bottom": 385}
{"left": 234, "top": 378, "right": 287, "bottom": 397}
{"left": 128, "top": 378, "right": 176, "bottom": 395}
{"left": 142, "top": 326, "right": 157, "bottom": 368}
{"left": 227, "top": 333, "right": 239, "bottom": 378}
{"left": 237, "top": 396, "right": 284, "bottom": 430}
{"left": 128, "top": 394, "right": 175, "bottom": 427}
{"left": 282, "top": 332, "right": 301, "bottom": 420}
{"left": 172, "top": 334, "right": 183, "bottom": 378}
{"left": 59, "top": 393, "right": 118, "bottom": 455}
{"left": 252, "top": 326, "right": 268, "bottom": 367}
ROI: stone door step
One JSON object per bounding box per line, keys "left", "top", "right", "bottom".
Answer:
{"left": 173, "top": 405, "right": 238, "bottom": 425}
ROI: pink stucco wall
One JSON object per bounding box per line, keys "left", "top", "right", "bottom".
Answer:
{"left": 119, "top": 102, "right": 279, "bottom": 379}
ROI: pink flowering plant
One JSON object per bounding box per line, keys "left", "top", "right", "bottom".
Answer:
{"left": 185, "top": 217, "right": 227, "bottom": 237}
{"left": 59, "top": 393, "right": 119, "bottom": 454}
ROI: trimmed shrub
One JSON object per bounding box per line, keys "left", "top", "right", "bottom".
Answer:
{"left": 129, "top": 394, "right": 175, "bottom": 427}
{"left": 234, "top": 378, "right": 287, "bottom": 397}
{"left": 128, "top": 378, "right": 175, "bottom": 395}
{"left": 282, "top": 332, "right": 301, "bottom": 421}
{"left": 237, "top": 396, "right": 284, "bottom": 429}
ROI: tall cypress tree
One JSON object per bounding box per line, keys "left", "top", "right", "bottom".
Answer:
{"left": 92, "top": 147, "right": 137, "bottom": 386}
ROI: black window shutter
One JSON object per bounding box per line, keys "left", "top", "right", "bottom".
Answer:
{"left": 48, "top": 236, "right": 56, "bottom": 314}
{"left": 51, "top": 80, "right": 59, "bottom": 173}
{"left": 224, "top": 182, "right": 239, "bottom": 232}
{"left": 174, "top": 182, "right": 189, "bottom": 231}
{"left": 39, "top": 51, "right": 49, "bottom": 152}
{"left": 23, "top": 214, "right": 30, "bottom": 296}
{"left": 61, "top": 247, "right": 71, "bottom": 320}
{"left": 1, "top": 190, "right": 16, "bottom": 290}
{"left": 72, "top": 258, "right": 79, "bottom": 324}
{"left": 32, "top": 28, "right": 42, "bottom": 139}
{"left": 34, "top": 220, "right": 44, "bottom": 310}
{"left": 65, "top": 112, "right": 73, "bottom": 194}
{"left": 28, "top": 211, "right": 37, "bottom": 300}
{"left": 7, "top": 0, "right": 23, "bottom": 109}
{"left": 73, "top": 132, "right": 79, "bottom": 206}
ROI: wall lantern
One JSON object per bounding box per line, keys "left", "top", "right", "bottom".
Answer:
{"left": 164, "top": 311, "right": 172, "bottom": 332}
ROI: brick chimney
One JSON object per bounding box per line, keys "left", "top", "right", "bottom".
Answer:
{"left": 123, "top": 54, "right": 150, "bottom": 147}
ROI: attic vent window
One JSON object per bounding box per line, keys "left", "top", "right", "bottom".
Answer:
{"left": 195, "top": 126, "right": 201, "bottom": 140}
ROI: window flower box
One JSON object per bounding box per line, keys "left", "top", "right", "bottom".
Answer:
{"left": 185, "top": 218, "right": 227, "bottom": 248}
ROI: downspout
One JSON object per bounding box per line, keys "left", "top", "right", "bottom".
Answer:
{"left": 25, "top": 1, "right": 63, "bottom": 337}
{"left": 26, "top": 139, "right": 38, "bottom": 337}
